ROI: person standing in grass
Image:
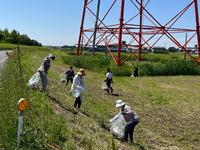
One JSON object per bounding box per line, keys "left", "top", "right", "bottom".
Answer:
{"left": 131, "top": 66, "right": 139, "bottom": 78}
{"left": 133, "top": 66, "right": 138, "bottom": 78}
{"left": 105, "top": 68, "right": 113, "bottom": 94}
{"left": 71, "top": 69, "right": 86, "bottom": 109}
{"left": 38, "top": 54, "right": 55, "bottom": 92}
{"left": 114, "top": 100, "right": 139, "bottom": 143}
{"left": 65, "top": 66, "right": 75, "bottom": 85}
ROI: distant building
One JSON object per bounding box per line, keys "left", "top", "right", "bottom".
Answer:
{"left": 94, "top": 44, "right": 152, "bottom": 54}
{"left": 96, "top": 44, "right": 128, "bottom": 52}
{"left": 181, "top": 45, "right": 199, "bottom": 55}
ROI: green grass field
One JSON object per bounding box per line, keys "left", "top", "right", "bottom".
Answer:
{"left": 0, "top": 44, "right": 200, "bottom": 149}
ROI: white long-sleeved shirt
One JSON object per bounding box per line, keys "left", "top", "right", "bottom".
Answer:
{"left": 71, "top": 74, "right": 85, "bottom": 92}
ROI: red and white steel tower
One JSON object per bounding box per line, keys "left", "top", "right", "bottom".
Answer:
{"left": 77, "top": 0, "right": 200, "bottom": 65}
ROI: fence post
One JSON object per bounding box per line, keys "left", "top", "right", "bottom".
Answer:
{"left": 17, "top": 111, "right": 24, "bottom": 145}
{"left": 17, "top": 98, "right": 28, "bottom": 145}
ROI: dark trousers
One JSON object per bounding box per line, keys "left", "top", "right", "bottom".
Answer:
{"left": 134, "top": 68, "right": 138, "bottom": 77}
{"left": 74, "top": 96, "right": 81, "bottom": 108}
{"left": 66, "top": 78, "right": 73, "bottom": 85}
{"left": 105, "top": 79, "right": 113, "bottom": 94}
{"left": 124, "top": 119, "right": 139, "bottom": 142}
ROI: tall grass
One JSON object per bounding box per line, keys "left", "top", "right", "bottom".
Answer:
{"left": 138, "top": 60, "right": 200, "bottom": 76}
{"left": 62, "top": 53, "right": 111, "bottom": 72}
{"left": 0, "top": 51, "right": 25, "bottom": 149}
{"left": 62, "top": 52, "right": 200, "bottom": 76}
{"left": 0, "top": 50, "right": 68, "bottom": 149}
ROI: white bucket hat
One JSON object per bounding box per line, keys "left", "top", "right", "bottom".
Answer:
{"left": 116, "top": 99, "right": 125, "bottom": 108}
{"left": 48, "top": 54, "right": 55, "bottom": 60}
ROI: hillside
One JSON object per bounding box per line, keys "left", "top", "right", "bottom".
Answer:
{"left": 0, "top": 45, "right": 200, "bottom": 150}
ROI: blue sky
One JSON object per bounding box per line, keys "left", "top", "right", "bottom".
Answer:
{"left": 0, "top": 0, "right": 198, "bottom": 46}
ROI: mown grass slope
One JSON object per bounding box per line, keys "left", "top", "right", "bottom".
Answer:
{"left": 0, "top": 45, "right": 200, "bottom": 150}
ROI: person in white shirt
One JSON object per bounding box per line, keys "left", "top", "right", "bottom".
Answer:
{"left": 71, "top": 69, "right": 86, "bottom": 108}
{"left": 105, "top": 69, "right": 113, "bottom": 94}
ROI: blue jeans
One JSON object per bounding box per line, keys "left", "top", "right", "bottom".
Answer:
{"left": 124, "top": 118, "right": 139, "bottom": 142}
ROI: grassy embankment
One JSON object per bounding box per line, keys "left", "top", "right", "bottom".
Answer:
{"left": 0, "top": 44, "right": 200, "bottom": 149}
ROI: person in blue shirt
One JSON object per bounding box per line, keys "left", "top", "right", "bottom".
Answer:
{"left": 65, "top": 66, "right": 75, "bottom": 85}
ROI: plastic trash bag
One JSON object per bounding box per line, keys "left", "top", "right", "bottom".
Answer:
{"left": 60, "top": 73, "right": 67, "bottom": 82}
{"left": 110, "top": 113, "right": 126, "bottom": 139}
{"left": 71, "top": 90, "right": 81, "bottom": 98}
{"left": 71, "top": 86, "right": 84, "bottom": 98}
{"left": 28, "top": 72, "right": 40, "bottom": 88}
{"left": 102, "top": 81, "right": 108, "bottom": 90}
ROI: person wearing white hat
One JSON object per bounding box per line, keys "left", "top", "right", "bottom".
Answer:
{"left": 115, "top": 99, "right": 139, "bottom": 143}
{"left": 38, "top": 54, "right": 55, "bottom": 91}
{"left": 71, "top": 69, "right": 86, "bottom": 108}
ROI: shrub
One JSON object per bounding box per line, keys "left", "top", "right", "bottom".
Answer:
{"left": 62, "top": 52, "right": 200, "bottom": 76}
{"left": 110, "top": 63, "right": 132, "bottom": 76}
{"left": 62, "top": 54, "right": 111, "bottom": 72}
{"left": 138, "top": 60, "right": 200, "bottom": 76}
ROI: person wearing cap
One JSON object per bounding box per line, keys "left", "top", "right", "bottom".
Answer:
{"left": 113, "top": 100, "right": 139, "bottom": 143}
{"left": 38, "top": 54, "right": 55, "bottom": 91}
{"left": 71, "top": 69, "right": 86, "bottom": 109}
{"left": 105, "top": 68, "right": 113, "bottom": 94}
{"left": 65, "top": 66, "right": 75, "bottom": 85}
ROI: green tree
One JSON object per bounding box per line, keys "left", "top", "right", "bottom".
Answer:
{"left": 0, "top": 30, "right": 4, "bottom": 41}
{"left": 3, "top": 28, "right": 9, "bottom": 37}
{"left": 0, "top": 28, "right": 42, "bottom": 46}
{"left": 10, "top": 29, "right": 19, "bottom": 44}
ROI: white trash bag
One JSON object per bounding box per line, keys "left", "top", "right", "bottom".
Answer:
{"left": 60, "top": 73, "right": 67, "bottom": 82}
{"left": 71, "top": 90, "right": 81, "bottom": 98}
{"left": 110, "top": 113, "right": 126, "bottom": 139}
{"left": 71, "top": 86, "right": 84, "bottom": 98}
{"left": 102, "top": 81, "right": 108, "bottom": 90}
{"left": 28, "top": 72, "right": 40, "bottom": 88}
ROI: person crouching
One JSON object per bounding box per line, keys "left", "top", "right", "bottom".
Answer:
{"left": 115, "top": 100, "right": 139, "bottom": 143}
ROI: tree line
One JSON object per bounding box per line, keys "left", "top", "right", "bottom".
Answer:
{"left": 0, "top": 28, "right": 42, "bottom": 46}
